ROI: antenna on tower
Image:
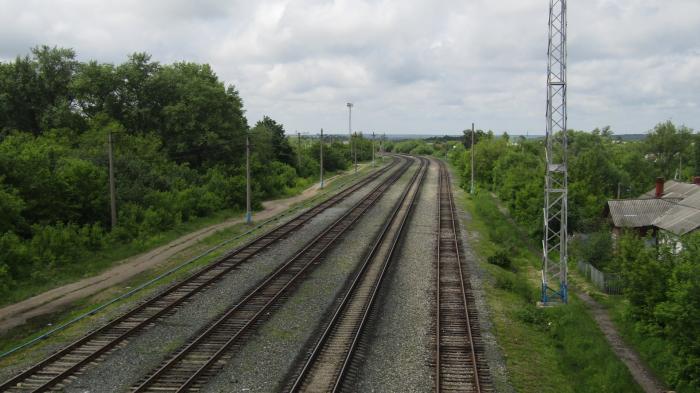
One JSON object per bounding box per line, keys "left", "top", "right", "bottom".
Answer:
{"left": 541, "top": 0, "right": 568, "bottom": 305}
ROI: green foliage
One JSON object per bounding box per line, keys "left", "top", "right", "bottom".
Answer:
{"left": 645, "top": 121, "right": 693, "bottom": 180}
{"left": 617, "top": 232, "right": 700, "bottom": 390}
{"left": 464, "top": 183, "right": 642, "bottom": 392}
{"left": 570, "top": 231, "right": 614, "bottom": 271}
{"left": 487, "top": 249, "right": 512, "bottom": 269}
{"left": 0, "top": 47, "right": 325, "bottom": 302}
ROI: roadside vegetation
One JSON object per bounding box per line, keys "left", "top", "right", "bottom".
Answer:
{"left": 0, "top": 46, "right": 372, "bottom": 305}
{"left": 444, "top": 122, "right": 700, "bottom": 391}
{"left": 458, "top": 188, "right": 642, "bottom": 392}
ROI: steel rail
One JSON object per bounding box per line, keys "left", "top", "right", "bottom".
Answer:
{"left": 289, "top": 157, "right": 428, "bottom": 393}
{"left": 436, "top": 161, "right": 484, "bottom": 393}
{"left": 0, "top": 159, "right": 398, "bottom": 393}
{"left": 130, "top": 158, "right": 414, "bottom": 393}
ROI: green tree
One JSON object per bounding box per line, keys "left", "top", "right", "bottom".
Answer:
{"left": 645, "top": 121, "right": 693, "bottom": 179}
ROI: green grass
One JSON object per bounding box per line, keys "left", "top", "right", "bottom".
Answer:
{"left": 595, "top": 293, "right": 699, "bottom": 393}
{"left": 0, "top": 161, "right": 381, "bottom": 366}
{"left": 454, "top": 177, "right": 643, "bottom": 392}
{"left": 0, "top": 166, "right": 367, "bottom": 309}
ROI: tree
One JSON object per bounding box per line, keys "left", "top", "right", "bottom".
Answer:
{"left": 254, "top": 116, "right": 294, "bottom": 166}
{"left": 645, "top": 121, "right": 693, "bottom": 179}
{"left": 462, "top": 128, "right": 486, "bottom": 149}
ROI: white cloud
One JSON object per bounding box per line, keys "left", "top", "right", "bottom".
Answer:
{"left": 0, "top": 0, "right": 698, "bottom": 134}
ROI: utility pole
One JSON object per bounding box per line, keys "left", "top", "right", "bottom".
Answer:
{"left": 246, "top": 133, "right": 252, "bottom": 224}
{"left": 107, "top": 131, "right": 117, "bottom": 229}
{"left": 354, "top": 133, "right": 358, "bottom": 173}
{"left": 542, "top": 0, "right": 568, "bottom": 305}
{"left": 347, "top": 102, "right": 356, "bottom": 173}
{"left": 470, "top": 123, "right": 475, "bottom": 194}
{"left": 297, "top": 131, "right": 302, "bottom": 169}
{"left": 320, "top": 128, "right": 324, "bottom": 188}
{"left": 372, "top": 131, "right": 375, "bottom": 167}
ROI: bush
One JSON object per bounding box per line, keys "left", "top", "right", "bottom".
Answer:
{"left": 487, "top": 249, "right": 512, "bottom": 269}
{"left": 494, "top": 270, "right": 536, "bottom": 303}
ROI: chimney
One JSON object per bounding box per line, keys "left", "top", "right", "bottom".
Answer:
{"left": 694, "top": 176, "right": 700, "bottom": 186}
{"left": 655, "top": 177, "right": 665, "bottom": 198}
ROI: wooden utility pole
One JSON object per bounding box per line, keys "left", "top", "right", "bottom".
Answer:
{"left": 246, "top": 133, "right": 252, "bottom": 224}
{"left": 320, "top": 128, "right": 324, "bottom": 188}
{"left": 108, "top": 131, "right": 117, "bottom": 229}
{"left": 470, "top": 123, "right": 475, "bottom": 194}
{"left": 297, "top": 131, "right": 302, "bottom": 169}
{"left": 372, "top": 131, "right": 375, "bottom": 167}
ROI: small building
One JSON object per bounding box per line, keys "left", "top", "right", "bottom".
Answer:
{"left": 606, "top": 178, "right": 700, "bottom": 243}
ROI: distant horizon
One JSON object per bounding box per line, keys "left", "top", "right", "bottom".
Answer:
{"left": 2, "top": 1, "right": 698, "bottom": 136}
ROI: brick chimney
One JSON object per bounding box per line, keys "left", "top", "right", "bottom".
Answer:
{"left": 694, "top": 176, "right": 700, "bottom": 185}
{"left": 655, "top": 177, "right": 665, "bottom": 198}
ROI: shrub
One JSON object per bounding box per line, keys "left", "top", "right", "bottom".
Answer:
{"left": 487, "top": 249, "right": 512, "bottom": 269}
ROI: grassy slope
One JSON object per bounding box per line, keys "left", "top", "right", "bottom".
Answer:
{"left": 0, "top": 164, "right": 372, "bottom": 362}
{"left": 0, "top": 171, "right": 341, "bottom": 308}
{"left": 454, "top": 185, "right": 643, "bottom": 393}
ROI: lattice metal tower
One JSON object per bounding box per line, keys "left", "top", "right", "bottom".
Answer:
{"left": 541, "top": 0, "right": 568, "bottom": 304}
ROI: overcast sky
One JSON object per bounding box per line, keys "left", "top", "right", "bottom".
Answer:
{"left": 1, "top": 0, "right": 699, "bottom": 135}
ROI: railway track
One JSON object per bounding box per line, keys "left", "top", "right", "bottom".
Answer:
{"left": 435, "top": 161, "right": 491, "bottom": 393}
{"left": 0, "top": 158, "right": 400, "bottom": 393}
{"left": 287, "top": 157, "right": 429, "bottom": 393}
{"left": 128, "top": 157, "right": 416, "bottom": 392}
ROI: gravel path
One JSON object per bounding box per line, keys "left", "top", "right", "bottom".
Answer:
{"left": 44, "top": 164, "right": 400, "bottom": 393}
{"left": 352, "top": 159, "right": 436, "bottom": 393}
{"left": 201, "top": 161, "right": 419, "bottom": 393}
{"left": 576, "top": 290, "right": 667, "bottom": 393}
{"left": 0, "top": 167, "right": 364, "bottom": 334}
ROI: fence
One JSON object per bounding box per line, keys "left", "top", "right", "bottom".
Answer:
{"left": 576, "top": 260, "right": 624, "bottom": 295}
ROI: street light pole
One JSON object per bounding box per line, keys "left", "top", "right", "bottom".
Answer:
{"left": 320, "top": 128, "right": 324, "bottom": 189}
{"left": 246, "top": 133, "right": 252, "bottom": 224}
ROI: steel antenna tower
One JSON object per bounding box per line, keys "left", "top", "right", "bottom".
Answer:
{"left": 541, "top": 0, "right": 568, "bottom": 304}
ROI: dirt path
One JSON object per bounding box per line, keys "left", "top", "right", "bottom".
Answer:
{"left": 0, "top": 171, "right": 356, "bottom": 333}
{"left": 486, "top": 191, "right": 668, "bottom": 393}
{"left": 576, "top": 290, "right": 668, "bottom": 393}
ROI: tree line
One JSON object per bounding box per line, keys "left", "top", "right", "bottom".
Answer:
{"left": 0, "top": 46, "right": 361, "bottom": 300}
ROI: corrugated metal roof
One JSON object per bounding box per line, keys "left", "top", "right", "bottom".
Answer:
{"left": 653, "top": 192, "right": 700, "bottom": 236}
{"left": 642, "top": 180, "right": 700, "bottom": 199}
{"left": 607, "top": 199, "right": 675, "bottom": 228}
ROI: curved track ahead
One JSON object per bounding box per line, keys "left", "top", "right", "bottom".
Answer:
{"left": 435, "top": 161, "right": 491, "bottom": 393}
{"left": 0, "top": 159, "right": 399, "bottom": 393}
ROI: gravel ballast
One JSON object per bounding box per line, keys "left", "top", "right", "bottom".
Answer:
{"left": 44, "top": 163, "right": 402, "bottom": 392}
{"left": 353, "top": 159, "right": 437, "bottom": 393}
{"left": 200, "top": 160, "right": 420, "bottom": 393}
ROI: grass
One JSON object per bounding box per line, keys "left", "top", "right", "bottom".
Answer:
{"left": 592, "top": 287, "right": 699, "bottom": 392}
{"left": 453, "top": 176, "right": 643, "bottom": 392}
{"left": 0, "top": 166, "right": 363, "bottom": 309}
{"left": 0, "top": 161, "right": 382, "bottom": 366}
